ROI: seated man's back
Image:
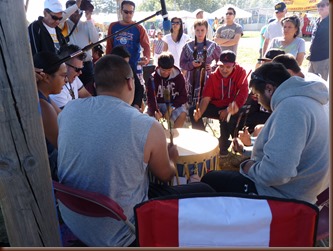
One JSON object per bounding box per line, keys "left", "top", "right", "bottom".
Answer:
{"left": 57, "top": 55, "right": 176, "bottom": 247}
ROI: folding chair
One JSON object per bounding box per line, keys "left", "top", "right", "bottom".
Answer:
{"left": 53, "top": 181, "right": 135, "bottom": 246}
{"left": 315, "top": 187, "right": 329, "bottom": 246}
{"left": 134, "top": 193, "right": 319, "bottom": 247}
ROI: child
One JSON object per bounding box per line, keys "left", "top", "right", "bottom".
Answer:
{"left": 180, "top": 19, "right": 221, "bottom": 106}
{"left": 146, "top": 52, "right": 187, "bottom": 128}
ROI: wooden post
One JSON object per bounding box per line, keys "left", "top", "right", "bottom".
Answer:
{"left": 0, "top": 1, "right": 61, "bottom": 247}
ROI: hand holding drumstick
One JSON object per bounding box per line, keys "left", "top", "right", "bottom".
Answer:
{"left": 226, "top": 69, "right": 252, "bottom": 122}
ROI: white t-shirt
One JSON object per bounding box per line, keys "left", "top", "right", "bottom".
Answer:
{"left": 264, "top": 20, "right": 283, "bottom": 40}
{"left": 43, "top": 23, "right": 60, "bottom": 52}
{"left": 50, "top": 77, "right": 84, "bottom": 108}
{"left": 163, "top": 33, "right": 189, "bottom": 68}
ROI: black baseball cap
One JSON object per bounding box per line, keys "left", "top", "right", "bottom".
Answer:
{"left": 217, "top": 50, "right": 236, "bottom": 66}
{"left": 93, "top": 44, "right": 104, "bottom": 54}
{"left": 258, "top": 49, "right": 285, "bottom": 62}
{"left": 275, "top": 2, "right": 287, "bottom": 13}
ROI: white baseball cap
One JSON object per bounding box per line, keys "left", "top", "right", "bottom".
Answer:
{"left": 44, "top": 0, "right": 63, "bottom": 13}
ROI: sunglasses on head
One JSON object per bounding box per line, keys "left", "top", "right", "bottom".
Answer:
{"left": 122, "top": 9, "right": 134, "bottom": 14}
{"left": 66, "top": 63, "right": 83, "bottom": 73}
{"left": 45, "top": 9, "right": 62, "bottom": 21}
{"left": 317, "top": 3, "right": 328, "bottom": 8}
{"left": 172, "top": 21, "right": 181, "bottom": 25}
{"left": 226, "top": 12, "right": 234, "bottom": 16}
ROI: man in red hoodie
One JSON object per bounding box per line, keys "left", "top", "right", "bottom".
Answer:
{"left": 190, "top": 50, "right": 249, "bottom": 156}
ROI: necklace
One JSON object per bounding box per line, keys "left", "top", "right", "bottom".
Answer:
{"left": 64, "top": 83, "right": 75, "bottom": 100}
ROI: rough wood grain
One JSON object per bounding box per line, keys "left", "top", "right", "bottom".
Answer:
{"left": 0, "top": 1, "right": 61, "bottom": 247}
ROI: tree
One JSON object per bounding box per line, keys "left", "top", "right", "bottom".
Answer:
{"left": 92, "top": 0, "right": 117, "bottom": 14}
{"left": 137, "top": 0, "right": 222, "bottom": 13}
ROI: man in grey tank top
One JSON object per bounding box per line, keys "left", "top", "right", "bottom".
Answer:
{"left": 57, "top": 55, "right": 214, "bottom": 247}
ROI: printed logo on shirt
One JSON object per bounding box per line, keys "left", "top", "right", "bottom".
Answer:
{"left": 116, "top": 31, "right": 134, "bottom": 45}
{"left": 156, "top": 82, "right": 179, "bottom": 99}
{"left": 50, "top": 33, "right": 60, "bottom": 50}
{"left": 220, "top": 28, "right": 236, "bottom": 39}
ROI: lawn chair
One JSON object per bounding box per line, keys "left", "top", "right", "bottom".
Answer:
{"left": 53, "top": 181, "right": 135, "bottom": 246}
{"left": 315, "top": 187, "right": 329, "bottom": 246}
{"left": 134, "top": 193, "right": 319, "bottom": 247}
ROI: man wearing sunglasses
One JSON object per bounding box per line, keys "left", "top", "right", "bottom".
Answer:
{"left": 28, "top": 0, "right": 82, "bottom": 55}
{"left": 213, "top": 7, "right": 243, "bottom": 55}
{"left": 262, "top": 2, "right": 287, "bottom": 57}
{"left": 59, "top": 0, "right": 99, "bottom": 96}
{"left": 308, "top": 0, "right": 329, "bottom": 81}
{"left": 50, "top": 45, "right": 91, "bottom": 109}
{"left": 202, "top": 62, "right": 329, "bottom": 204}
{"left": 105, "top": 0, "right": 150, "bottom": 83}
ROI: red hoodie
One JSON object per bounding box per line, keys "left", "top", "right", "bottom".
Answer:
{"left": 202, "top": 63, "right": 249, "bottom": 109}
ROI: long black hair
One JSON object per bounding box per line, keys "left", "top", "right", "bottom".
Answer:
{"left": 33, "top": 51, "right": 62, "bottom": 75}
{"left": 170, "top": 17, "right": 184, "bottom": 43}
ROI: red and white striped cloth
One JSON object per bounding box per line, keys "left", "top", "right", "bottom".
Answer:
{"left": 135, "top": 196, "right": 318, "bottom": 247}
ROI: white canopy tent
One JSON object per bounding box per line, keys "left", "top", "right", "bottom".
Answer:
{"left": 211, "top": 4, "right": 252, "bottom": 19}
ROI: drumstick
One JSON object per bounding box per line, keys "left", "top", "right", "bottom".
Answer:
{"left": 163, "top": 88, "right": 173, "bottom": 146}
{"left": 150, "top": 75, "right": 165, "bottom": 126}
{"left": 196, "top": 67, "right": 206, "bottom": 112}
{"left": 150, "top": 75, "right": 160, "bottom": 114}
{"left": 233, "top": 111, "right": 243, "bottom": 138}
{"left": 226, "top": 69, "right": 252, "bottom": 123}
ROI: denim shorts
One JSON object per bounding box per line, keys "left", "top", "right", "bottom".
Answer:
{"left": 158, "top": 103, "right": 187, "bottom": 122}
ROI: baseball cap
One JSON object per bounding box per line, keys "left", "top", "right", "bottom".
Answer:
{"left": 93, "top": 44, "right": 104, "bottom": 55}
{"left": 44, "top": 0, "right": 63, "bottom": 13}
{"left": 274, "top": 2, "right": 286, "bottom": 13}
{"left": 258, "top": 49, "right": 285, "bottom": 62}
{"left": 217, "top": 50, "right": 236, "bottom": 66}
{"left": 194, "top": 9, "right": 204, "bottom": 16}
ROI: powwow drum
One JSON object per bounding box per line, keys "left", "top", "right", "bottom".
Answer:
{"left": 148, "top": 128, "right": 219, "bottom": 186}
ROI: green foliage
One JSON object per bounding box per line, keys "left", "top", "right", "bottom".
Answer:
{"left": 92, "top": 0, "right": 278, "bottom": 14}
{"left": 92, "top": 0, "right": 117, "bottom": 14}
{"left": 136, "top": 0, "right": 163, "bottom": 11}
{"left": 137, "top": 0, "right": 222, "bottom": 12}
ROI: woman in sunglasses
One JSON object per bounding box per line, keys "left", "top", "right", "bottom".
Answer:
{"left": 162, "top": 17, "right": 190, "bottom": 69}
{"left": 266, "top": 15, "right": 305, "bottom": 66}
{"left": 33, "top": 51, "right": 68, "bottom": 181}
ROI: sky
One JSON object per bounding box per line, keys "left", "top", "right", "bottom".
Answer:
{"left": 25, "top": 0, "right": 142, "bottom": 22}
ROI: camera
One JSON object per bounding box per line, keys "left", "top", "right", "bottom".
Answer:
{"left": 80, "top": 0, "right": 94, "bottom": 11}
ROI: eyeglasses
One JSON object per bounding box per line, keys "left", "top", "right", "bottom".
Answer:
{"left": 226, "top": 12, "right": 234, "bottom": 16}
{"left": 171, "top": 22, "right": 181, "bottom": 25}
{"left": 66, "top": 63, "right": 84, "bottom": 73}
{"left": 122, "top": 9, "right": 134, "bottom": 14}
{"left": 317, "top": 3, "right": 328, "bottom": 8}
{"left": 45, "top": 9, "right": 63, "bottom": 21}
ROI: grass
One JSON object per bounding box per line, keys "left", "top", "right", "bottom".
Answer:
{"left": 236, "top": 31, "right": 311, "bottom": 73}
